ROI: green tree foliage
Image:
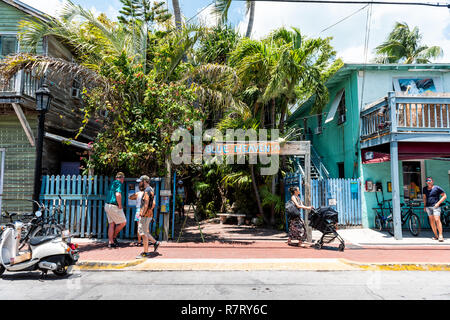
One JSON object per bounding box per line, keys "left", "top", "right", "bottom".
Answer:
{"left": 374, "top": 22, "right": 443, "bottom": 64}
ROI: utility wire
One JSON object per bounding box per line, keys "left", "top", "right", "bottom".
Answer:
{"left": 235, "top": 0, "right": 449, "bottom": 8}
{"left": 318, "top": 4, "right": 369, "bottom": 34}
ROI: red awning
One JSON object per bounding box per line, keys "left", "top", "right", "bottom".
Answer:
{"left": 362, "top": 142, "right": 450, "bottom": 164}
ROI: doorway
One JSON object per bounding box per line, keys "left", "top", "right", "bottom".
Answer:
{"left": 402, "top": 160, "right": 424, "bottom": 200}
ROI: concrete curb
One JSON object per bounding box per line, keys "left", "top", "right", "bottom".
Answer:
{"left": 75, "top": 260, "right": 146, "bottom": 270}
{"left": 341, "top": 259, "right": 450, "bottom": 271}
{"left": 74, "top": 258, "right": 450, "bottom": 271}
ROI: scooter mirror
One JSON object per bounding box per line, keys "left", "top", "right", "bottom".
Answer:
{"left": 35, "top": 210, "right": 42, "bottom": 217}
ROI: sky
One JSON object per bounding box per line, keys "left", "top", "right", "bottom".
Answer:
{"left": 20, "top": 0, "right": 450, "bottom": 63}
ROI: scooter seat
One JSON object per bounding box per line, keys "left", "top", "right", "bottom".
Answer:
{"left": 30, "top": 235, "right": 59, "bottom": 246}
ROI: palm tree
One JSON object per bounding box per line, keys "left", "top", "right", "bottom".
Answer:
{"left": 374, "top": 22, "right": 443, "bottom": 64}
{"left": 172, "top": 0, "right": 182, "bottom": 30}
{"left": 213, "top": 0, "right": 255, "bottom": 38}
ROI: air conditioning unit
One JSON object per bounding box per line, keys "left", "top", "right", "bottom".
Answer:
{"left": 314, "top": 127, "right": 322, "bottom": 134}
{"left": 71, "top": 87, "right": 80, "bottom": 99}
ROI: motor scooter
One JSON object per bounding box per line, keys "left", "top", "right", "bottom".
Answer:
{"left": 0, "top": 212, "right": 79, "bottom": 278}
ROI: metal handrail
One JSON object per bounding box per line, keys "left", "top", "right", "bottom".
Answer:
{"left": 311, "top": 146, "right": 329, "bottom": 179}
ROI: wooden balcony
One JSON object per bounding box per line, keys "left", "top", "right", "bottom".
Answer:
{"left": 0, "top": 70, "right": 41, "bottom": 105}
{"left": 360, "top": 92, "right": 450, "bottom": 148}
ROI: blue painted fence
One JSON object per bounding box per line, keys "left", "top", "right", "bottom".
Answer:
{"left": 39, "top": 175, "right": 173, "bottom": 240}
{"left": 284, "top": 173, "right": 362, "bottom": 232}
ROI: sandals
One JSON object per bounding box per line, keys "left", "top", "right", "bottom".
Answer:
{"left": 432, "top": 236, "right": 439, "bottom": 240}
{"left": 439, "top": 236, "right": 444, "bottom": 242}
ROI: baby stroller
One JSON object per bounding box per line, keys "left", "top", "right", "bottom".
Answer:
{"left": 308, "top": 207, "right": 345, "bottom": 252}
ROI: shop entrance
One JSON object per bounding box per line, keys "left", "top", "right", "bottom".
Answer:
{"left": 402, "top": 161, "right": 425, "bottom": 200}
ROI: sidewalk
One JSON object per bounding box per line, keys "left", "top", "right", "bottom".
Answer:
{"left": 74, "top": 227, "right": 450, "bottom": 271}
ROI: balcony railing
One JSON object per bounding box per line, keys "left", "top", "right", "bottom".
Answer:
{"left": 0, "top": 70, "right": 41, "bottom": 98}
{"left": 361, "top": 92, "right": 450, "bottom": 142}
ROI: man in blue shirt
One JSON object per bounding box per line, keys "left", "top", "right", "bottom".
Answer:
{"left": 104, "top": 172, "right": 127, "bottom": 248}
{"left": 422, "top": 177, "right": 447, "bottom": 242}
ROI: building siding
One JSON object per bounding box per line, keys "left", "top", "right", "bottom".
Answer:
{"left": 0, "top": 108, "right": 37, "bottom": 213}
{"left": 0, "top": 0, "right": 44, "bottom": 54}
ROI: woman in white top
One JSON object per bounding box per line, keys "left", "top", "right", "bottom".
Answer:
{"left": 129, "top": 181, "right": 145, "bottom": 246}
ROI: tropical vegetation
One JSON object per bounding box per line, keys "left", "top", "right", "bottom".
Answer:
{"left": 0, "top": 0, "right": 342, "bottom": 228}
{"left": 374, "top": 22, "right": 443, "bottom": 64}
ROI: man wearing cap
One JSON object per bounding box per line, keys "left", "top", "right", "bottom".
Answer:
{"left": 105, "top": 172, "right": 127, "bottom": 248}
{"left": 423, "top": 176, "right": 447, "bottom": 242}
{"left": 136, "top": 175, "right": 160, "bottom": 258}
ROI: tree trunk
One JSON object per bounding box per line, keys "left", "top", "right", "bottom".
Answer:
{"left": 270, "top": 98, "right": 276, "bottom": 225}
{"left": 172, "top": 0, "right": 182, "bottom": 30}
{"left": 250, "top": 164, "right": 264, "bottom": 217}
{"left": 245, "top": 1, "right": 255, "bottom": 38}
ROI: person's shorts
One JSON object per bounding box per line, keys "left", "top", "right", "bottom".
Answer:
{"left": 137, "top": 216, "right": 152, "bottom": 238}
{"left": 135, "top": 209, "right": 141, "bottom": 222}
{"left": 105, "top": 203, "right": 127, "bottom": 224}
{"left": 426, "top": 206, "right": 441, "bottom": 217}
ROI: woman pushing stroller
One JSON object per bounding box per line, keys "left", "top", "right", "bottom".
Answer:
{"left": 287, "top": 186, "right": 312, "bottom": 247}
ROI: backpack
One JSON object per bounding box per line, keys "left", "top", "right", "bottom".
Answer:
{"left": 140, "top": 187, "right": 154, "bottom": 218}
{"left": 285, "top": 200, "right": 300, "bottom": 219}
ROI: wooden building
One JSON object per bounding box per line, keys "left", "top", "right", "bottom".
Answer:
{"left": 0, "top": 0, "right": 101, "bottom": 213}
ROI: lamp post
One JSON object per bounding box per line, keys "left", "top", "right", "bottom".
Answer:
{"left": 32, "top": 83, "right": 53, "bottom": 212}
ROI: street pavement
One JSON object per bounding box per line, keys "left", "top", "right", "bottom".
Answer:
{"left": 1, "top": 270, "right": 450, "bottom": 300}
{"left": 72, "top": 227, "right": 450, "bottom": 271}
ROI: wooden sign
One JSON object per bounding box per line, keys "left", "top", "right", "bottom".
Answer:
{"left": 203, "top": 141, "right": 310, "bottom": 156}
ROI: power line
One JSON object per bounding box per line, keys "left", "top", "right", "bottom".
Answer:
{"left": 318, "top": 4, "right": 369, "bottom": 34}
{"left": 235, "top": 0, "right": 449, "bottom": 8}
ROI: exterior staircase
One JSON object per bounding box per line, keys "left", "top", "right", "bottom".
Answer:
{"left": 292, "top": 146, "right": 329, "bottom": 180}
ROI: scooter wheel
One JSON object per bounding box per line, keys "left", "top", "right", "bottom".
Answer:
{"left": 0, "top": 265, "right": 5, "bottom": 276}
{"left": 52, "top": 265, "right": 69, "bottom": 277}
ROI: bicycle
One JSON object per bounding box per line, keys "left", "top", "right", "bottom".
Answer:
{"left": 387, "top": 199, "right": 421, "bottom": 236}
{"left": 440, "top": 201, "right": 450, "bottom": 228}
{"left": 373, "top": 191, "right": 392, "bottom": 231}
{"left": 3, "top": 199, "right": 65, "bottom": 250}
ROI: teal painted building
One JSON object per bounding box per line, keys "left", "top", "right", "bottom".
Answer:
{"left": 287, "top": 64, "right": 450, "bottom": 231}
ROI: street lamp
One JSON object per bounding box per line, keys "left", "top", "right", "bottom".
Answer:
{"left": 32, "top": 83, "right": 53, "bottom": 212}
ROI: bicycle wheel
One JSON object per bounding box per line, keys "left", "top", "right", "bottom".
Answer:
{"left": 374, "top": 215, "right": 383, "bottom": 231}
{"left": 408, "top": 213, "right": 421, "bottom": 236}
{"left": 387, "top": 219, "right": 394, "bottom": 236}
{"left": 30, "top": 224, "right": 63, "bottom": 238}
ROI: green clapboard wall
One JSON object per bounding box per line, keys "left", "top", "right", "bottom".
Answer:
{"left": 0, "top": 112, "right": 37, "bottom": 213}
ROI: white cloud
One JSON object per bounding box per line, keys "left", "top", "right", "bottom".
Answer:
{"left": 20, "top": 0, "right": 64, "bottom": 17}
{"left": 196, "top": 4, "right": 219, "bottom": 28}
{"left": 240, "top": 1, "right": 450, "bottom": 63}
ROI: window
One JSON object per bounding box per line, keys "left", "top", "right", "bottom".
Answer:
{"left": 337, "top": 162, "right": 345, "bottom": 178}
{"left": 402, "top": 161, "right": 423, "bottom": 200}
{"left": 0, "top": 35, "right": 18, "bottom": 58}
{"left": 71, "top": 79, "right": 81, "bottom": 99}
{"left": 315, "top": 113, "right": 323, "bottom": 134}
{"left": 337, "top": 93, "right": 346, "bottom": 125}
{"left": 393, "top": 78, "right": 441, "bottom": 94}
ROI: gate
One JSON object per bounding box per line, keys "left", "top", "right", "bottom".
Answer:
{"left": 39, "top": 175, "right": 173, "bottom": 240}
{"left": 284, "top": 173, "right": 362, "bottom": 231}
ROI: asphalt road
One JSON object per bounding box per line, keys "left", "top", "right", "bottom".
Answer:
{"left": 1, "top": 270, "right": 450, "bottom": 300}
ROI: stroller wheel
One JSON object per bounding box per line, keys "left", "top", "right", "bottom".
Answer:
{"left": 314, "top": 242, "right": 323, "bottom": 249}
{"left": 338, "top": 244, "right": 345, "bottom": 252}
